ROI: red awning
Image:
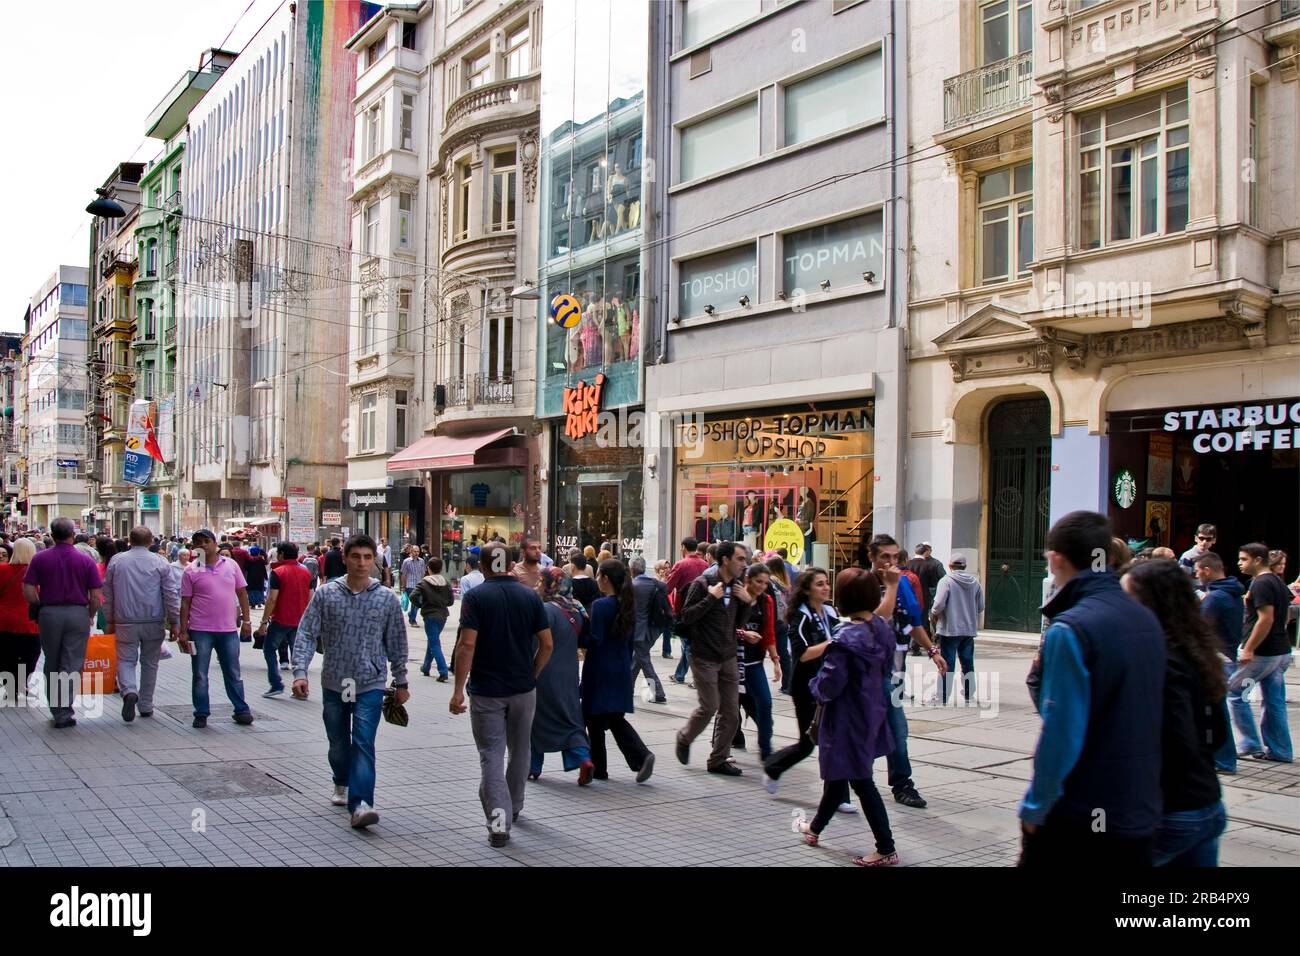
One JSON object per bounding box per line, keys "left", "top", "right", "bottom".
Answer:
{"left": 387, "top": 427, "right": 517, "bottom": 472}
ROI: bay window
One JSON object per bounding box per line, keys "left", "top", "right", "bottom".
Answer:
{"left": 400, "top": 93, "right": 414, "bottom": 151}
{"left": 395, "top": 390, "right": 408, "bottom": 449}
{"left": 455, "top": 161, "right": 473, "bottom": 241}
{"left": 1079, "top": 85, "right": 1189, "bottom": 249}
{"left": 466, "top": 48, "right": 491, "bottom": 90}
{"left": 490, "top": 149, "right": 518, "bottom": 232}
{"left": 978, "top": 162, "right": 1033, "bottom": 284}
{"left": 361, "top": 295, "right": 378, "bottom": 354}
{"left": 363, "top": 202, "right": 379, "bottom": 255}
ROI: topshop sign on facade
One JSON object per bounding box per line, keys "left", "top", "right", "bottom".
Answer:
{"left": 1162, "top": 400, "right": 1300, "bottom": 453}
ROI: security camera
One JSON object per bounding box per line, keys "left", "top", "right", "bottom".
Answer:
{"left": 703, "top": 304, "right": 716, "bottom": 315}
{"left": 863, "top": 271, "right": 876, "bottom": 283}
{"left": 819, "top": 279, "right": 831, "bottom": 292}
{"left": 738, "top": 295, "right": 750, "bottom": 308}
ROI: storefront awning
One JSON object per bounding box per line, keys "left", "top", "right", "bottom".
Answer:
{"left": 388, "top": 428, "right": 517, "bottom": 472}
{"left": 249, "top": 516, "right": 282, "bottom": 527}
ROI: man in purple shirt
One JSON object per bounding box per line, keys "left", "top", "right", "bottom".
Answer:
{"left": 177, "top": 528, "right": 254, "bottom": 729}
{"left": 21, "top": 517, "right": 103, "bottom": 728}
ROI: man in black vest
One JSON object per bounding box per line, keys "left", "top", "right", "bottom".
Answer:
{"left": 1019, "top": 510, "right": 1165, "bottom": 867}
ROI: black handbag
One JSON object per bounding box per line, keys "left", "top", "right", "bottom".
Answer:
{"left": 807, "top": 703, "right": 823, "bottom": 745}
{"left": 382, "top": 687, "right": 409, "bottom": 727}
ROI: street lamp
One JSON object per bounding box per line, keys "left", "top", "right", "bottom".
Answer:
{"left": 86, "top": 188, "right": 127, "bottom": 219}
{"left": 509, "top": 280, "right": 541, "bottom": 300}
{"left": 252, "top": 378, "right": 273, "bottom": 391}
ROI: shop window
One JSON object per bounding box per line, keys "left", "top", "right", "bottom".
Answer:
{"left": 542, "top": 251, "right": 641, "bottom": 382}
{"left": 681, "top": 0, "right": 760, "bottom": 48}
{"left": 1078, "top": 85, "right": 1189, "bottom": 249}
{"left": 781, "top": 210, "right": 884, "bottom": 296}
{"left": 783, "top": 51, "right": 883, "bottom": 147}
{"left": 679, "top": 243, "right": 757, "bottom": 317}
{"left": 977, "top": 163, "right": 1033, "bottom": 284}
{"left": 551, "top": 439, "right": 645, "bottom": 559}
{"left": 679, "top": 100, "right": 758, "bottom": 182}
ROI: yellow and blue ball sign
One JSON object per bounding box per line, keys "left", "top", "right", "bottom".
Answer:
{"left": 550, "top": 293, "right": 582, "bottom": 329}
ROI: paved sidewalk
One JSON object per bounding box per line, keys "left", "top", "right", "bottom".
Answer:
{"left": 1, "top": 606, "right": 1296, "bottom": 867}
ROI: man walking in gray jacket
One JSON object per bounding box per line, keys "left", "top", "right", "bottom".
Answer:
{"left": 292, "top": 534, "right": 409, "bottom": 830}
{"left": 103, "top": 526, "right": 180, "bottom": 721}
{"left": 930, "top": 554, "right": 984, "bottom": 705}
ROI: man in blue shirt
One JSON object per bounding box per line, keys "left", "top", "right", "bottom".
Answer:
{"left": 1195, "top": 552, "right": 1245, "bottom": 773}
{"left": 1019, "top": 511, "right": 1165, "bottom": 867}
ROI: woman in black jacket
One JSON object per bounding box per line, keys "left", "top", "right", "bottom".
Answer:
{"left": 1122, "top": 559, "right": 1228, "bottom": 866}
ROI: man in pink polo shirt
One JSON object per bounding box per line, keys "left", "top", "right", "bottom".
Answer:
{"left": 177, "top": 528, "right": 254, "bottom": 729}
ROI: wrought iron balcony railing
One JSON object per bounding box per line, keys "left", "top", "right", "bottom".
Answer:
{"left": 944, "top": 51, "right": 1034, "bottom": 130}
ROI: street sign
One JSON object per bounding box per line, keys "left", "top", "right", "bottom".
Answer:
{"left": 287, "top": 496, "right": 315, "bottom": 543}
{"left": 549, "top": 293, "right": 582, "bottom": 329}
{"left": 138, "top": 492, "right": 160, "bottom": 510}
{"left": 321, "top": 509, "right": 342, "bottom": 525}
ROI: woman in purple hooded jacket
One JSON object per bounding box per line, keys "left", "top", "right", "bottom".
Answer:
{"left": 798, "top": 566, "right": 901, "bottom": 866}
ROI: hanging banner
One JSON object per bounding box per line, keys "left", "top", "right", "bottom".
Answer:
{"left": 287, "top": 496, "right": 316, "bottom": 544}
{"left": 123, "top": 451, "right": 151, "bottom": 486}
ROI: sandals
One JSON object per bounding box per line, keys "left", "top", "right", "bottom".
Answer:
{"left": 853, "top": 852, "right": 900, "bottom": 867}
{"left": 797, "top": 820, "right": 819, "bottom": 847}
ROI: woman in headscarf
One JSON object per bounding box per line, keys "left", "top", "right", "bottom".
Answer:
{"left": 530, "top": 568, "right": 595, "bottom": 785}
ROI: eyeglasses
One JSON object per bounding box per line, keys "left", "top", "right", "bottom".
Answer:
{"left": 1196, "top": 536, "right": 1214, "bottom": 542}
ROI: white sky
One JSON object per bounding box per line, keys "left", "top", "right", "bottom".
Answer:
{"left": 0, "top": 0, "right": 286, "bottom": 332}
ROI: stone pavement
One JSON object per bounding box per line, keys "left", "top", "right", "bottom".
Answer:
{"left": 1, "top": 605, "right": 1296, "bottom": 867}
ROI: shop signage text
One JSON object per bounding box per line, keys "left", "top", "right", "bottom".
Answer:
{"left": 678, "top": 407, "right": 873, "bottom": 462}
{"left": 764, "top": 518, "right": 805, "bottom": 564}
{"left": 138, "top": 492, "right": 160, "bottom": 511}
{"left": 346, "top": 489, "right": 401, "bottom": 511}
{"left": 270, "top": 497, "right": 288, "bottom": 513}
{"left": 321, "top": 510, "right": 342, "bottom": 525}
{"left": 555, "top": 535, "right": 578, "bottom": 552}
{"left": 287, "top": 496, "right": 315, "bottom": 544}
{"left": 564, "top": 374, "right": 606, "bottom": 440}
{"left": 1163, "top": 400, "right": 1300, "bottom": 453}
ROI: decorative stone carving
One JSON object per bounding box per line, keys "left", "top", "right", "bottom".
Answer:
{"left": 519, "top": 127, "right": 540, "bottom": 203}
{"left": 1286, "top": 309, "right": 1300, "bottom": 344}
{"left": 1013, "top": 128, "right": 1033, "bottom": 149}
{"left": 963, "top": 138, "right": 1002, "bottom": 161}
{"left": 440, "top": 180, "right": 448, "bottom": 247}
{"left": 1242, "top": 322, "right": 1267, "bottom": 349}
{"left": 1089, "top": 318, "right": 1245, "bottom": 361}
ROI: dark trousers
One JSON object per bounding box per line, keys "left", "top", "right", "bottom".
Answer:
{"left": 764, "top": 690, "right": 817, "bottom": 780}
{"left": 586, "top": 712, "right": 650, "bottom": 777}
{"left": 0, "top": 632, "right": 41, "bottom": 693}
{"left": 775, "top": 625, "right": 792, "bottom": 693}
{"left": 812, "top": 778, "right": 895, "bottom": 855}
{"left": 1019, "top": 813, "right": 1155, "bottom": 868}
{"left": 631, "top": 640, "right": 665, "bottom": 700}
{"left": 39, "top": 606, "right": 91, "bottom": 718}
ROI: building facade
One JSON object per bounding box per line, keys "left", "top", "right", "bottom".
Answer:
{"left": 0, "top": 336, "right": 22, "bottom": 531}
{"left": 22, "top": 267, "right": 92, "bottom": 530}
{"left": 906, "top": 0, "right": 1300, "bottom": 631}
{"left": 177, "top": 0, "right": 376, "bottom": 540}
{"left": 373, "top": 0, "right": 544, "bottom": 579}
{"left": 640, "top": 0, "right": 909, "bottom": 580}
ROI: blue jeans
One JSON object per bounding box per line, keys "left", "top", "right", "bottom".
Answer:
{"left": 1152, "top": 802, "right": 1226, "bottom": 867}
{"left": 1227, "top": 654, "right": 1293, "bottom": 761}
{"left": 743, "top": 661, "right": 774, "bottom": 760}
{"left": 884, "top": 674, "right": 913, "bottom": 793}
{"left": 1214, "top": 659, "right": 1237, "bottom": 772}
{"left": 674, "top": 637, "right": 691, "bottom": 682}
{"left": 421, "top": 616, "right": 448, "bottom": 677}
{"left": 775, "top": 623, "right": 792, "bottom": 693}
{"left": 661, "top": 625, "right": 673, "bottom": 656}
{"left": 938, "top": 635, "right": 976, "bottom": 703}
{"left": 263, "top": 621, "right": 297, "bottom": 691}
{"left": 190, "top": 630, "right": 250, "bottom": 718}
{"left": 530, "top": 745, "right": 592, "bottom": 775}
{"left": 322, "top": 687, "right": 384, "bottom": 813}
{"left": 405, "top": 588, "right": 419, "bottom": 625}
{"left": 247, "top": 589, "right": 266, "bottom": 607}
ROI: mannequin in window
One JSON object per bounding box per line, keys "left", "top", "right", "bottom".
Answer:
{"left": 715, "top": 503, "right": 736, "bottom": 544}
{"left": 628, "top": 305, "right": 640, "bottom": 360}
{"left": 693, "top": 504, "right": 713, "bottom": 545}
{"left": 797, "top": 487, "right": 816, "bottom": 554}
{"left": 579, "top": 301, "right": 600, "bottom": 369}
{"left": 605, "top": 162, "right": 628, "bottom": 234}
{"left": 742, "top": 491, "right": 761, "bottom": 540}
{"left": 610, "top": 295, "right": 630, "bottom": 363}
{"left": 596, "top": 295, "right": 614, "bottom": 368}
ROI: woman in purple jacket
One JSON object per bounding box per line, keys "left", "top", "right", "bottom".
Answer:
{"left": 798, "top": 566, "right": 901, "bottom": 866}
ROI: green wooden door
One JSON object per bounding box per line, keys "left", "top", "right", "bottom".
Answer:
{"left": 985, "top": 399, "right": 1051, "bottom": 632}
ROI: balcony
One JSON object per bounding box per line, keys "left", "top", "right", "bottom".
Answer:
{"left": 442, "top": 73, "right": 540, "bottom": 147}
{"left": 944, "top": 52, "right": 1033, "bottom": 131}
{"left": 164, "top": 190, "right": 182, "bottom": 220}
{"left": 101, "top": 252, "right": 137, "bottom": 279}
{"left": 444, "top": 375, "right": 514, "bottom": 408}
{"left": 132, "top": 328, "right": 158, "bottom": 348}
{"left": 163, "top": 324, "right": 176, "bottom": 349}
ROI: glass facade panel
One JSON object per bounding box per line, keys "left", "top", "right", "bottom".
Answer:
{"left": 680, "top": 244, "right": 757, "bottom": 318}
{"left": 781, "top": 211, "right": 884, "bottom": 295}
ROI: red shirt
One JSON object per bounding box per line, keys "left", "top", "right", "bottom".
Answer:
{"left": 0, "top": 563, "right": 39, "bottom": 633}
{"left": 268, "top": 560, "right": 313, "bottom": 627}
{"left": 666, "top": 555, "right": 708, "bottom": 608}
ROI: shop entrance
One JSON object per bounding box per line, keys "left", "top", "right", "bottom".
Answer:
{"left": 579, "top": 482, "right": 621, "bottom": 551}
{"left": 985, "top": 398, "right": 1051, "bottom": 632}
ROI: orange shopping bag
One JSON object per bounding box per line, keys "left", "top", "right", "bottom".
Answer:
{"left": 81, "top": 632, "right": 117, "bottom": 695}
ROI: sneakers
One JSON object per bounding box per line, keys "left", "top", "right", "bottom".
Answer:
{"left": 837, "top": 802, "right": 858, "bottom": 814}
{"left": 192, "top": 715, "right": 208, "bottom": 729}
{"left": 577, "top": 759, "right": 594, "bottom": 786}
{"left": 894, "top": 787, "right": 927, "bottom": 808}
{"left": 330, "top": 785, "right": 348, "bottom": 806}
{"left": 636, "top": 752, "right": 656, "bottom": 784}
{"left": 708, "top": 761, "right": 743, "bottom": 777}
{"left": 138, "top": 710, "right": 153, "bottom": 718}
{"left": 675, "top": 738, "right": 690, "bottom": 765}
{"left": 651, "top": 695, "right": 667, "bottom": 704}
{"left": 121, "top": 692, "right": 138, "bottom": 722}
{"left": 233, "top": 711, "right": 255, "bottom": 726}
{"left": 350, "top": 802, "right": 379, "bottom": 829}
{"left": 668, "top": 674, "right": 687, "bottom": 685}
{"left": 488, "top": 832, "right": 510, "bottom": 848}
{"left": 436, "top": 674, "right": 449, "bottom": 683}
{"left": 763, "top": 774, "right": 779, "bottom": 795}
{"left": 52, "top": 715, "right": 76, "bottom": 729}
{"left": 262, "top": 687, "right": 285, "bottom": 698}
{"left": 280, "top": 662, "right": 291, "bottom": 671}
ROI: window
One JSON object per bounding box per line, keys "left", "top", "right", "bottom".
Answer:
{"left": 455, "top": 161, "right": 473, "bottom": 240}
{"left": 143, "top": 300, "right": 156, "bottom": 338}
{"left": 58, "top": 318, "right": 88, "bottom": 340}
{"left": 360, "top": 393, "right": 377, "bottom": 452}
{"left": 1078, "top": 85, "right": 1189, "bottom": 249}
{"left": 679, "top": 244, "right": 758, "bottom": 317}
{"left": 980, "top": 0, "right": 1033, "bottom": 63}
{"left": 363, "top": 202, "right": 380, "bottom": 255}
{"left": 400, "top": 93, "right": 415, "bottom": 151}
{"left": 60, "top": 284, "right": 87, "bottom": 307}
{"left": 451, "top": 322, "right": 467, "bottom": 381}
{"left": 367, "top": 34, "right": 387, "bottom": 68}
{"left": 782, "top": 210, "right": 885, "bottom": 294}
{"left": 397, "top": 191, "right": 414, "bottom": 249}
{"left": 57, "top": 459, "right": 81, "bottom": 480}
{"left": 680, "top": 100, "right": 758, "bottom": 182}
{"left": 146, "top": 241, "right": 158, "bottom": 277}
{"left": 784, "top": 52, "right": 883, "bottom": 147}
{"left": 57, "top": 424, "right": 85, "bottom": 445}
{"left": 505, "top": 22, "right": 530, "bottom": 78}
{"left": 466, "top": 48, "right": 492, "bottom": 90}
{"left": 58, "top": 390, "right": 87, "bottom": 410}
{"left": 364, "top": 103, "right": 382, "bottom": 161}
{"left": 395, "top": 389, "right": 408, "bottom": 448}
{"left": 396, "top": 289, "right": 411, "bottom": 350}
{"left": 361, "top": 295, "right": 379, "bottom": 353}
{"left": 978, "top": 163, "right": 1033, "bottom": 284}
{"left": 488, "top": 310, "right": 513, "bottom": 379}
{"left": 1247, "top": 84, "right": 1258, "bottom": 228}
{"left": 490, "top": 149, "right": 518, "bottom": 232}
{"left": 401, "top": 22, "right": 417, "bottom": 50}
{"left": 682, "top": 0, "right": 760, "bottom": 48}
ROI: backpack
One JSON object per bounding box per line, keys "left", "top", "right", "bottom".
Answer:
{"left": 648, "top": 580, "right": 673, "bottom": 632}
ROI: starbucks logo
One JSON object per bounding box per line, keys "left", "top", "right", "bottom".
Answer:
{"left": 1113, "top": 469, "right": 1137, "bottom": 509}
